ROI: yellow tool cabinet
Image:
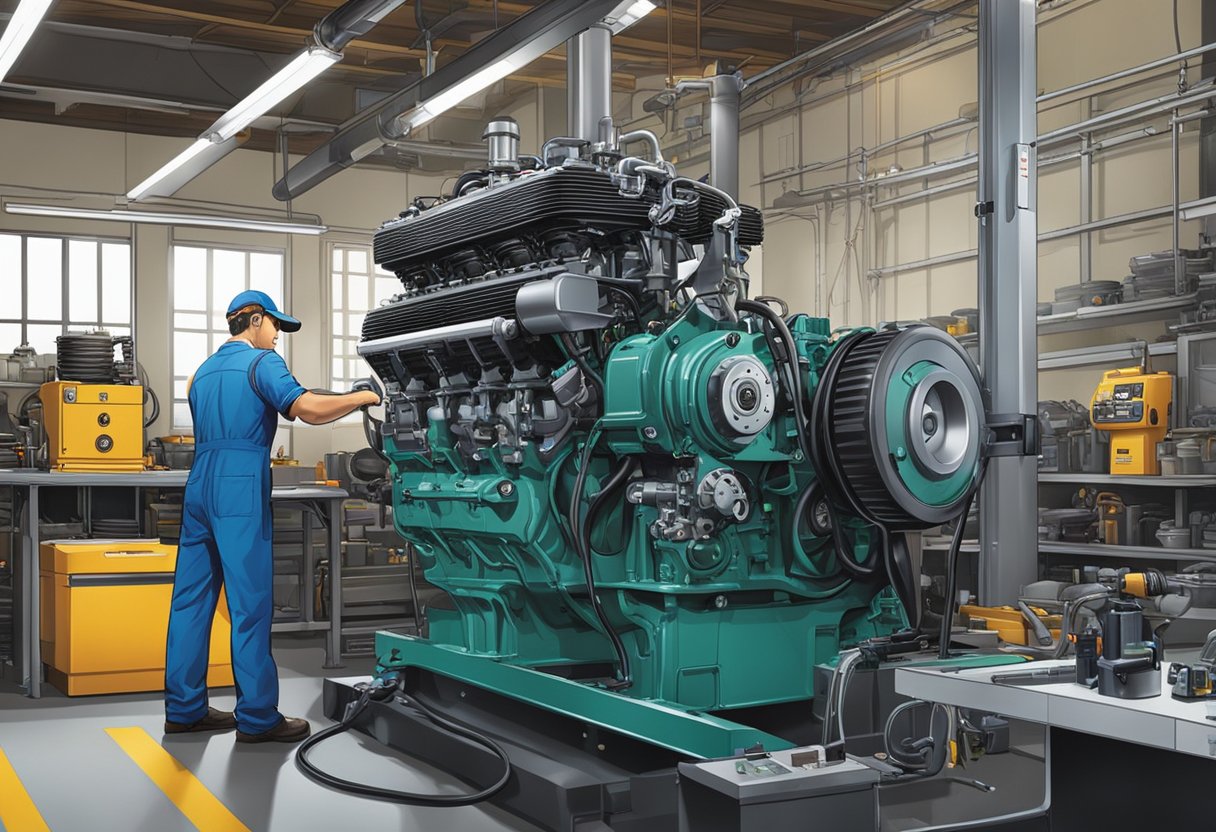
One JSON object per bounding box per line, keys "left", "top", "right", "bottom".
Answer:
{"left": 39, "top": 381, "right": 147, "bottom": 472}
{"left": 39, "top": 540, "right": 234, "bottom": 696}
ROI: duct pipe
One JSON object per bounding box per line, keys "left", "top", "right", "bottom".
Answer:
{"left": 678, "top": 73, "right": 744, "bottom": 200}
{"left": 314, "top": 0, "right": 406, "bottom": 51}
{"left": 574, "top": 24, "right": 613, "bottom": 141}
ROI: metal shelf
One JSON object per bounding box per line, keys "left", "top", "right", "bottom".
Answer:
{"left": 1038, "top": 541, "right": 1216, "bottom": 562}
{"left": 1038, "top": 341, "right": 1177, "bottom": 371}
{"left": 1038, "top": 473, "right": 1216, "bottom": 487}
{"left": 921, "top": 538, "right": 981, "bottom": 553}
{"left": 1037, "top": 294, "right": 1198, "bottom": 335}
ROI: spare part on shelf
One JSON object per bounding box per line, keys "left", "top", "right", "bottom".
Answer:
{"left": 1155, "top": 520, "right": 1192, "bottom": 550}
{"left": 1037, "top": 399, "right": 1103, "bottom": 473}
{"left": 146, "top": 435, "right": 195, "bottom": 470}
{"left": 1090, "top": 365, "right": 1173, "bottom": 475}
{"left": 1093, "top": 492, "right": 1169, "bottom": 547}
{"left": 348, "top": 115, "right": 990, "bottom": 760}
{"left": 1051, "top": 280, "right": 1122, "bottom": 316}
{"left": 1037, "top": 507, "right": 1096, "bottom": 543}
{"left": 1123, "top": 249, "right": 1213, "bottom": 301}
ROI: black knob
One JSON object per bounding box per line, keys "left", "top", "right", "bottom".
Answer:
{"left": 98, "top": 413, "right": 110, "bottom": 427}
{"left": 95, "top": 435, "right": 113, "bottom": 453}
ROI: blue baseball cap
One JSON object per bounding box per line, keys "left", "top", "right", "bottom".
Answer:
{"left": 226, "top": 290, "right": 301, "bottom": 333}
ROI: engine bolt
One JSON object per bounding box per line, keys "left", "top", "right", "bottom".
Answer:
{"left": 725, "top": 332, "right": 740, "bottom": 348}
{"left": 895, "top": 446, "right": 907, "bottom": 460}
{"left": 643, "top": 426, "right": 658, "bottom": 440}
{"left": 497, "top": 480, "right": 515, "bottom": 496}
{"left": 714, "top": 595, "right": 728, "bottom": 609}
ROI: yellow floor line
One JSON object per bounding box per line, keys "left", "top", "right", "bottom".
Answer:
{"left": 105, "top": 727, "right": 251, "bottom": 832}
{"left": 0, "top": 746, "right": 51, "bottom": 832}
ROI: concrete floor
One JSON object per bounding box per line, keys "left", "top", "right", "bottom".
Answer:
{"left": 0, "top": 636, "right": 539, "bottom": 832}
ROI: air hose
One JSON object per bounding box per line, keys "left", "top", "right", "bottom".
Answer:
{"left": 296, "top": 672, "right": 512, "bottom": 805}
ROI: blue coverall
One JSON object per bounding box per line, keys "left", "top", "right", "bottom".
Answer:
{"left": 164, "top": 342, "right": 306, "bottom": 734}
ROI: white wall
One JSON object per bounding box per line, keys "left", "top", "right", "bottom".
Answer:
{"left": 0, "top": 95, "right": 546, "bottom": 465}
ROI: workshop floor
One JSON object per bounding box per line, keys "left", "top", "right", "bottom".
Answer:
{"left": 0, "top": 636, "right": 539, "bottom": 832}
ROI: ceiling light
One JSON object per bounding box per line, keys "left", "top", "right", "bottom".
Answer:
{"left": 127, "top": 139, "right": 213, "bottom": 202}
{"left": 209, "top": 45, "right": 341, "bottom": 141}
{"left": 403, "top": 57, "right": 519, "bottom": 131}
{"left": 605, "top": 0, "right": 656, "bottom": 33}
{"left": 127, "top": 45, "right": 341, "bottom": 201}
{"left": 5, "top": 203, "right": 328, "bottom": 235}
{"left": 0, "top": 0, "right": 54, "bottom": 83}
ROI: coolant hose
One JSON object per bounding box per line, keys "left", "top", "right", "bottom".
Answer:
{"left": 584, "top": 456, "right": 638, "bottom": 556}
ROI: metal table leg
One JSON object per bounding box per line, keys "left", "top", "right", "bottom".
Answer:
{"left": 301, "top": 509, "right": 314, "bottom": 625}
{"left": 26, "top": 485, "right": 40, "bottom": 698}
{"left": 324, "top": 497, "right": 343, "bottom": 669}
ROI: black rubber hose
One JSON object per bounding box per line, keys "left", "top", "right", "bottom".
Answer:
{"left": 937, "top": 459, "right": 988, "bottom": 659}
{"left": 791, "top": 479, "right": 877, "bottom": 578}
{"left": 560, "top": 333, "right": 605, "bottom": 404}
{"left": 568, "top": 434, "right": 632, "bottom": 687}
{"left": 603, "top": 284, "right": 642, "bottom": 326}
{"left": 736, "top": 299, "right": 812, "bottom": 465}
{"left": 584, "top": 456, "right": 637, "bottom": 556}
{"left": 296, "top": 684, "right": 512, "bottom": 805}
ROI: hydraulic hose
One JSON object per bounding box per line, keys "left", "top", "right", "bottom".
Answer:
{"left": 736, "top": 299, "right": 811, "bottom": 465}
{"left": 296, "top": 674, "right": 512, "bottom": 805}
{"left": 568, "top": 430, "right": 632, "bottom": 688}
{"left": 584, "top": 456, "right": 637, "bottom": 557}
{"left": 937, "top": 488, "right": 977, "bottom": 659}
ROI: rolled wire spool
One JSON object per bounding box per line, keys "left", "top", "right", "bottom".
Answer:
{"left": 56, "top": 332, "right": 119, "bottom": 383}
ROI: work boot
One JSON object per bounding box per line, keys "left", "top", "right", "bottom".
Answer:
{"left": 235, "top": 717, "right": 312, "bottom": 744}
{"left": 164, "top": 707, "right": 237, "bottom": 734}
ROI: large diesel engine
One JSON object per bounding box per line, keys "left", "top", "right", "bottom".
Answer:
{"left": 359, "top": 117, "right": 985, "bottom": 716}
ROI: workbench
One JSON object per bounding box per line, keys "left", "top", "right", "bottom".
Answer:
{"left": 896, "top": 659, "right": 1214, "bottom": 827}
{"left": 0, "top": 469, "right": 348, "bottom": 698}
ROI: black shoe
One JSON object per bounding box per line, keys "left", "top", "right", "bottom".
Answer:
{"left": 235, "top": 717, "right": 311, "bottom": 744}
{"left": 164, "top": 707, "right": 237, "bottom": 734}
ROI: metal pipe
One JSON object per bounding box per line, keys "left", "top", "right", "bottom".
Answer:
{"left": 314, "top": 0, "right": 406, "bottom": 51}
{"left": 759, "top": 117, "right": 972, "bottom": 185}
{"left": 617, "top": 129, "right": 663, "bottom": 162}
{"left": 709, "top": 74, "right": 743, "bottom": 200}
{"left": 574, "top": 24, "right": 613, "bottom": 142}
{"left": 1173, "top": 107, "right": 1182, "bottom": 295}
{"left": 566, "top": 34, "right": 580, "bottom": 137}
{"left": 1038, "top": 41, "right": 1216, "bottom": 104}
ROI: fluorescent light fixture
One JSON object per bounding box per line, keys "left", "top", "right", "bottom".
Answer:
{"left": 404, "top": 57, "right": 519, "bottom": 132}
{"left": 209, "top": 45, "right": 341, "bottom": 141}
{"left": 127, "top": 44, "right": 341, "bottom": 201}
{"left": 127, "top": 139, "right": 213, "bottom": 201}
{"left": 5, "top": 203, "right": 328, "bottom": 235}
{"left": 0, "top": 0, "right": 54, "bottom": 83}
{"left": 605, "top": 0, "right": 656, "bottom": 33}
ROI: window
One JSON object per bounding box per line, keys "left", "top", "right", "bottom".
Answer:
{"left": 171, "top": 245, "right": 286, "bottom": 439}
{"left": 330, "top": 244, "right": 399, "bottom": 393}
{"left": 0, "top": 233, "right": 132, "bottom": 355}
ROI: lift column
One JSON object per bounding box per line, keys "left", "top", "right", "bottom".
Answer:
{"left": 977, "top": 0, "right": 1039, "bottom": 603}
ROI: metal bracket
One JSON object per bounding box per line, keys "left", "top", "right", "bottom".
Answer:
{"left": 985, "top": 412, "right": 1039, "bottom": 457}
{"left": 974, "top": 200, "right": 995, "bottom": 218}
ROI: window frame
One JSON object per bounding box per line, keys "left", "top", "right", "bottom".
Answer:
{"left": 327, "top": 242, "right": 399, "bottom": 396}
{"left": 0, "top": 230, "right": 134, "bottom": 354}
{"left": 168, "top": 242, "right": 288, "bottom": 436}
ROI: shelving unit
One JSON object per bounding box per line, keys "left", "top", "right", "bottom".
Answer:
{"left": 1038, "top": 541, "right": 1216, "bottom": 564}
{"left": 1036, "top": 294, "right": 1199, "bottom": 335}
{"left": 1038, "top": 341, "right": 1177, "bottom": 372}
{"left": 1038, "top": 473, "right": 1216, "bottom": 487}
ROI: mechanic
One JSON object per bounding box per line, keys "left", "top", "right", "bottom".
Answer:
{"left": 163, "top": 289, "right": 380, "bottom": 743}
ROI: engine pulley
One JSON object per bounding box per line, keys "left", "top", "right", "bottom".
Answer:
{"left": 815, "top": 325, "right": 984, "bottom": 528}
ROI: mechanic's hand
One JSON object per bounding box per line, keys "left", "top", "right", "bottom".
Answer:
{"left": 351, "top": 377, "right": 383, "bottom": 408}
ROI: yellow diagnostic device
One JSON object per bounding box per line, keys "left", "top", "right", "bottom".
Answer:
{"left": 1090, "top": 367, "right": 1172, "bottom": 475}
{"left": 40, "top": 381, "right": 146, "bottom": 472}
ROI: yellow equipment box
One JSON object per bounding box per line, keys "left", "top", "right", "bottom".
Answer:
{"left": 1090, "top": 367, "right": 1173, "bottom": 476}
{"left": 40, "top": 381, "right": 146, "bottom": 472}
{"left": 39, "top": 539, "right": 233, "bottom": 696}
{"left": 960, "top": 604, "right": 1062, "bottom": 647}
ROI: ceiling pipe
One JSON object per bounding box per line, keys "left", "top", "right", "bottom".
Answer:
{"left": 314, "top": 0, "right": 409, "bottom": 52}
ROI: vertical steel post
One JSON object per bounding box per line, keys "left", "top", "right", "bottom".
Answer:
{"left": 566, "top": 35, "right": 581, "bottom": 137}
{"left": 709, "top": 73, "right": 743, "bottom": 201}
{"left": 977, "top": 0, "right": 1038, "bottom": 603}
{"left": 573, "top": 24, "right": 613, "bottom": 142}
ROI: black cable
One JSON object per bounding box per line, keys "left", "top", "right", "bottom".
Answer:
{"left": 584, "top": 456, "right": 637, "bottom": 556}
{"left": 559, "top": 332, "right": 605, "bottom": 404}
{"left": 938, "top": 458, "right": 989, "bottom": 659}
{"left": 296, "top": 680, "right": 512, "bottom": 805}
{"left": 568, "top": 433, "right": 632, "bottom": 687}
{"left": 736, "top": 299, "right": 813, "bottom": 466}
{"left": 603, "top": 284, "right": 642, "bottom": 326}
